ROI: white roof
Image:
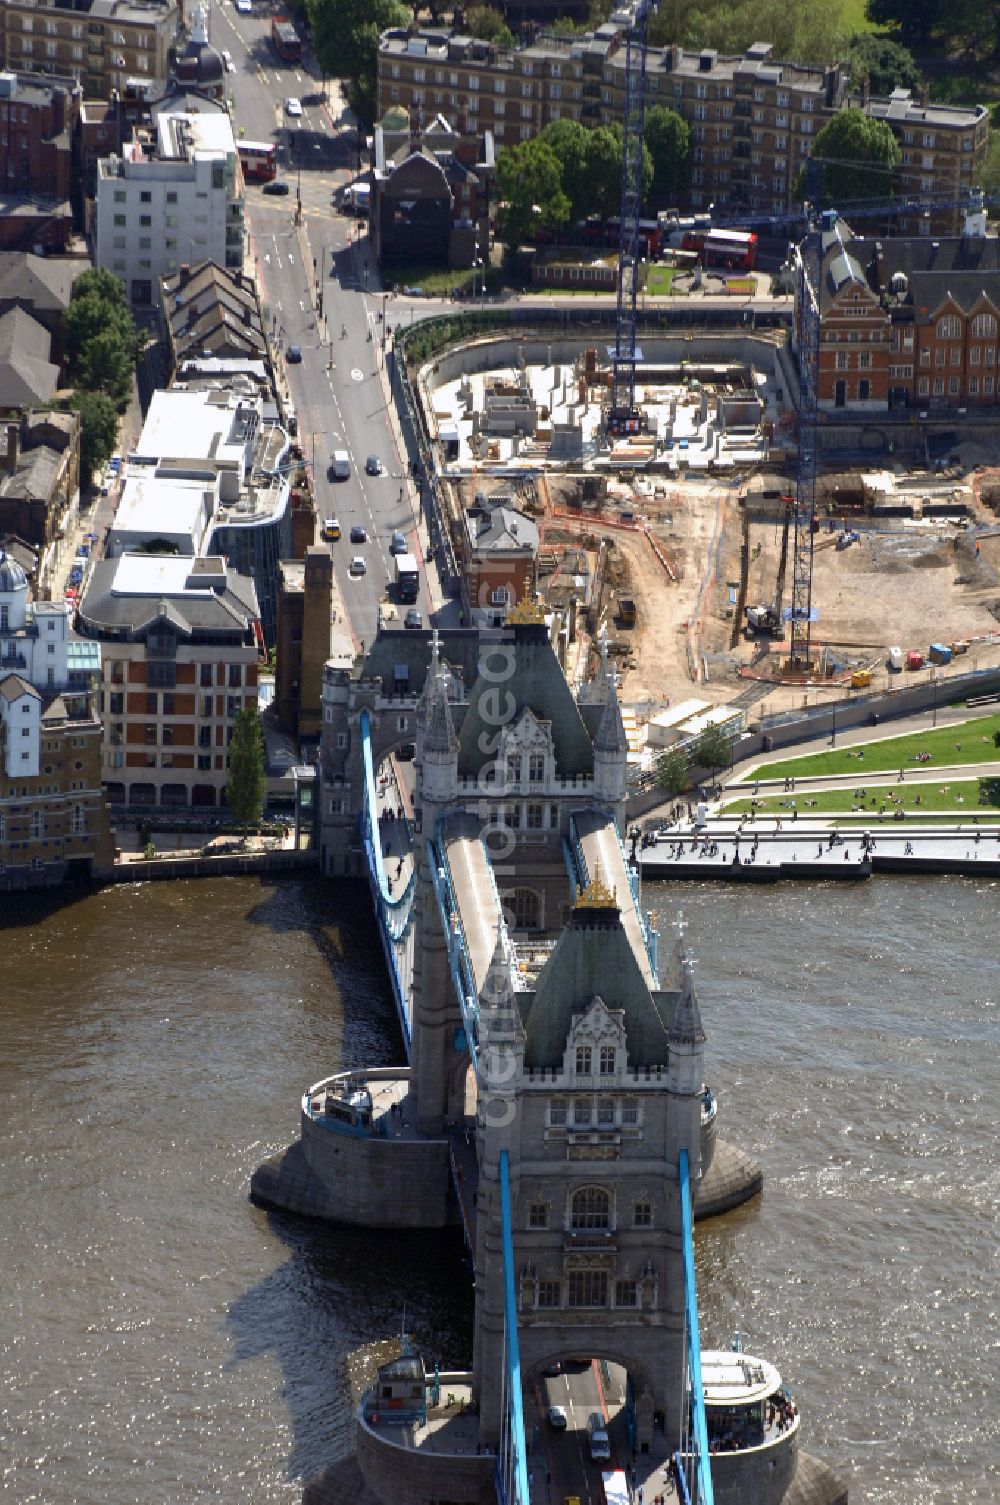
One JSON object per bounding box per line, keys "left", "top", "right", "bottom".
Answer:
{"left": 649, "top": 698, "right": 710, "bottom": 731}
{"left": 112, "top": 553, "right": 225, "bottom": 597}
{"left": 157, "top": 109, "right": 235, "bottom": 160}
{"left": 678, "top": 704, "right": 741, "bottom": 737}
{"left": 135, "top": 388, "right": 249, "bottom": 470}
{"left": 701, "top": 1351, "right": 782, "bottom": 1406}
{"left": 113, "top": 472, "right": 212, "bottom": 548}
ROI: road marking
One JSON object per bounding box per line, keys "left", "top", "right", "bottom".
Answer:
{"left": 351, "top": 368, "right": 364, "bottom": 382}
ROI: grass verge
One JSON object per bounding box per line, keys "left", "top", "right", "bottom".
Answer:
{"left": 737, "top": 714, "right": 1000, "bottom": 780}
{"left": 724, "top": 777, "right": 1000, "bottom": 817}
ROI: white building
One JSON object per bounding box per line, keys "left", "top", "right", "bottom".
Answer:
{"left": 106, "top": 384, "right": 293, "bottom": 644}
{"left": 94, "top": 100, "right": 244, "bottom": 309}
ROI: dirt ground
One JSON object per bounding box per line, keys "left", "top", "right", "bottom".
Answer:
{"left": 456, "top": 469, "right": 1000, "bottom": 716}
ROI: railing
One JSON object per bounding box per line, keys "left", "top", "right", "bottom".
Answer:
{"left": 359, "top": 707, "right": 417, "bottom": 1046}
{"left": 496, "top": 1149, "right": 530, "bottom": 1505}
{"left": 427, "top": 830, "right": 482, "bottom": 1071}
{"left": 678, "top": 1147, "right": 715, "bottom": 1505}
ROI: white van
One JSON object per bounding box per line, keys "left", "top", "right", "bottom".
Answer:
{"left": 887, "top": 645, "right": 903, "bottom": 672}
{"left": 331, "top": 450, "right": 350, "bottom": 480}
{"left": 587, "top": 1411, "right": 611, "bottom": 1462}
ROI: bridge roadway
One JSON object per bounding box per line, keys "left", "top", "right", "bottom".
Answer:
{"left": 573, "top": 812, "right": 655, "bottom": 985}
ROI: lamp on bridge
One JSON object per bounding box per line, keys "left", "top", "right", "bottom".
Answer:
{"left": 575, "top": 866, "right": 618, "bottom": 909}
{"left": 505, "top": 587, "right": 546, "bottom": 626}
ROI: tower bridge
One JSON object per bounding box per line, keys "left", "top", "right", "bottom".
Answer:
{"left": 251, "top": 603, "right": 846, "bottom": 1505}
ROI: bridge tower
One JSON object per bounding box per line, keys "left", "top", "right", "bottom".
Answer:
{"left": 473, "top": 877, "right": 707, "bottom": 1450}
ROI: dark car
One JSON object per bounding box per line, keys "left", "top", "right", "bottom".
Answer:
{"left": 262, "top": 179, "right": 290, "bottom": 196}
{"left": 285, "top": 344, "right": 302, "bottom": 363}
{"left": 365, "top": 454, "right": 381, "bottom": 476}
{"left": 404, "top": 607, "right": 422, "bottom": 629}
{"left": 287, "top": 412, "right": 298, "bottom": 436}
{"left": 349, "top": 525, "right": 367, "bottom": 544}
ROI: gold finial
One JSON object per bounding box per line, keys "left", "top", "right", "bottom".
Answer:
{"left": 575, "top": 864, "right": 618, "bottom": 910}
{"left": 505, "top": 585, "right": 546, "bottom": 626}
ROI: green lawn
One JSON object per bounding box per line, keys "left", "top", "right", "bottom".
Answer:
{"left": 838, "top": 0, "right": 882, "bottom": 34}
{"left": 738, "top": 714, "right": 1000, "bottom": 781}
{"left": 724, "top": 777, "right": 1000, "bottom": 818}
{"left": 646, "top": 265, "right": 675, "bottom": 297}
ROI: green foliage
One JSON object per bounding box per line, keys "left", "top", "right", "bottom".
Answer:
{"left": 496, "top": 139, "right": 570, "bottom": 250}
{"left": 66, "top": 389, "right": 118, "bottom": 487}
{"left": 656, "top": 746, "right": 690, "bottom": 796}
{"left": 308, "top": 0, "right": 411, "bottom": 123}
{"left": 226, "top": 705, "right": 266, "bottom": 822}
{"left": 795, "top": 108, "right": 901, "bottom": 204}
{"left": 64, "top": 268, "right": 140, "bottom": 414}
{"left": 465, "top": 5, "right": 515, "bottom": 46}
{"left": 690, "top": 724, "right": 733, "bottom": 777}
{"left": 649, "top": 0, "right": 850, "bottom": 67}
{"left": 865, "top": 0, "right": 939, "bottom": 47}
{"left": 539, "top": 119, "right": 592, "bottom": 221}
{"left": 644, "top": 106, "right": 692, "bottom": 209}
{"left": 980, "top": 130, "right": 1000, "bottom": 193}
{"left": 845, "top": 34, "right": 923, "bottom": 97}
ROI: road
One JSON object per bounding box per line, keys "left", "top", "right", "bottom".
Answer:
{"left": 532, "top": 1359, "right": 630, "bottom": 1505}
{"left": 211, "top": 0, "right": 437, "bottom": 645}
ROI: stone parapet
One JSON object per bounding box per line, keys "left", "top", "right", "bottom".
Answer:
{"left": 695, "top": 1134, "right": 763, "bottom": 1219}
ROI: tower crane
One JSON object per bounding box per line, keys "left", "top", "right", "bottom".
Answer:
{"left": 608, "top": 0, "right": 653, "bottom": 435}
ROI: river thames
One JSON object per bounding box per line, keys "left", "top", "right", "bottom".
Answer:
{"left": 0, "top": 874, "right": 996, "bottom": 1504}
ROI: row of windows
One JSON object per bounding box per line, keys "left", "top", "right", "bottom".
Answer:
{"left": 574, "top": 1045, "right": 618, "bottom": 1076}
{"left": 107, "top": 662, "right": 247, "bottom": 688}
{"left": 533, "top": 1274, "right": 639, "bottom": 1309}
{"left": 106, "top": 751, "right": 220, "bottom": 771}
{"left": 106, "top": 692, "right": 246, "bottom": 718}
{"left": 0, "top": 808, "right": 86, "bottom": 840}
{"left": 527, "top": 1190, "right": 651, "bottom": 1231}
{"left": 548, "top": 1098, "right": 640, "bottom": 1128}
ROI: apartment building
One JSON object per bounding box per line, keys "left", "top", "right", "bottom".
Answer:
{"left": 812, "top": 199, "right": 1000, "bottom": 412}
{"left": 0, "top": 70, "right": 80, "bottom": 203}
{"left": 0, "top": 548, "right": 113, "bottom": 889}
{"left": 1, "top": 0, "right": 178, "bottom": 100}
{"left": 863, "top": 87, "right": 989, "bottom": 236}
{"left": 77, "top": 551, "right": 262, "bottom": 810}
{"left": 94, "top": 103, "right": 244, "bottom": 309}
{"left": 377, "top": 25, "right": 987, "bottom": 231}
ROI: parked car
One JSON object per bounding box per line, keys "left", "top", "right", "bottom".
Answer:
{"left": 350, "top": 525, "right": 367, "bottom": 544}
{"left": 349, "top": 555, "right": 367, "bottom": 576}
{"left": 365, "top": 454, "right": 382, "bottom": 475}
{"left": 262, "top": 179, "right": 290, "bottom": 196}
{"left": 284, "top": 97, "right": 303, "bottom": 117}
{"left": 285, "top": 344, "right": 302, "bottom": 363}
{"left": 404, "top": 607, "right": 422, "bottom": 629}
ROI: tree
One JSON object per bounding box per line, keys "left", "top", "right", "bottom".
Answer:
{"left": 64, "top": 272, "right": 139, "bottom": 385}
{"left": 644, "top": 106, "right": 691, "bottom": 210}
{"left": 77, "top": 327, "right": 136, "bottom": 412}
{"left": 495, "top": 139, "right": 570, "bottom": 252}
{"left": 539, "top": 118, "right": 592, "bottom": 221}
{"left": 845, "top": 35, "right": 923, "bottom": 98}
{"left": 465, "top": 5, "right": 515, "bottom": 46}
{"left": 227, "top": 705, "right": 265, "bottom": 822}
{"left": 66, "top": 389, "right": 118, "bottom": 488}
{"left": 72, "top": 266, "right": 132, "bottom": 312}
{"left": 308, "top": 0, "right": 411, "bottom": 123}
{"left": 795, "top": 108, "right": 901, "bottom": 205}
{"left": 690, "top": 725, "right": 733, "bottom": 785}
{"left": 865, "top": 0, "right": 941, "bottom": 49}
{"left": 656, "top": 746, "right": 690, "bottom": 796}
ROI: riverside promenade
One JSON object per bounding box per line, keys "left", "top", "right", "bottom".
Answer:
{"left": 636, "top": 700, "right": 1000, "bottom": 880}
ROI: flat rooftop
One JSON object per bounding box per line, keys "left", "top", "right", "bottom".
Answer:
{"left": 702, "top": 1351, "right": 782, "bottom": 1405}
{"left": 110, "top": 551, "right": 228, "bottom": 597}
{"left": 112, "top": 471, "right": 212, "bottom": 545}
{"left": 135, "top": 388, "right": 252, "bottom": 470}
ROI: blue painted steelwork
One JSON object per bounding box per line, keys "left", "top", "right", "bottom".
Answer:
{"left": 427, "top": 830, "right": 482, "bottom": 1072}
{"left": 679, "top": 1147, "right": 714, "bottom": 1505}
{"left": 359, "top": 707, "right": 417, "bottom": 1048}
{"left": 497, "top": 1149, "right": 530, "bottom": 1505}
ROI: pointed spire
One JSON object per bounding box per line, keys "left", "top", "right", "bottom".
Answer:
{"left": 669, "top": 950, "right": 706, "bottom": 1046}
{"left": 423, "top": 634, "right": 457, "bottom": 756}
{"left": 594, "top": 668, "right": 628, "bottom": 755}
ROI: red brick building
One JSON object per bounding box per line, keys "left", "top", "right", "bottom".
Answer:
{"left": 813, "top": 201, "right": 1000, "bottom": 413}
{"left": 0, "top": 71, "right": 79, "bottom": 203}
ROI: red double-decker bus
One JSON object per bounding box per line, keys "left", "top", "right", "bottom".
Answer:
{"left": 681, "top": 227, "right": 758, "bottom": 271}
{"left": 238, "top": 140, "right": 278, "bottom": 182}
{"left": 270, "top": 16, "right": 301, "bottom": 63}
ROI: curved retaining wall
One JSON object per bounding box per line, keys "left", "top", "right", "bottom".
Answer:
{"left": 695, "top": 1134, "right": 763, "bottom": 1219}
{"left": 251, "top": 1113, "right": 451, "bottom": 1226}
{"left": 356, "top": 1400, "right": 494, "bottom": 1505}
{"left": 709, "top": 1428, "right": 798, "bottom": 1505}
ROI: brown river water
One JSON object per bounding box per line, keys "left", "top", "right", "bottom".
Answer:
{"left": 0, "top": 873, "right": 996, "bottom": 1504}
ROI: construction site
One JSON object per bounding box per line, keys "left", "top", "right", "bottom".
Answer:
{"left": 423, "top": 335, "right": 1000, "bottom": 753}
